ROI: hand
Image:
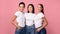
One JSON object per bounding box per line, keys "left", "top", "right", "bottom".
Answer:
{"left": 36, "top": 28, "right": 42, "bottom": 32}
{"left": 16, "top": 26, "right": 21, "bottom": 30}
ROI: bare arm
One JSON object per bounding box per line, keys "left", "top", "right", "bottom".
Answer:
{"left": 10, "top": 15, "right": 18, "bottom": 27}
{"left": 40, "top": 17, "right": 48, "bottom": 29}
{"left": 36, "top": 17, "right": 48, "bottom": 32}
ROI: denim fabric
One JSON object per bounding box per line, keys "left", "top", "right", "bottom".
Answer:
{"left": 35, "top": 28, "right": 46, "bottom": 34}
{"left": 26, "top": 25, "right": 35, "bottom": 34}
{"left": 38, "top": 28, "right": 46, "bottom": 34}
{"left": 15, "top": 27, "right": 26, "bottom": 34}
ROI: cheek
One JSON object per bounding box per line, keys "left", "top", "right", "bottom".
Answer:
{"left": 30, "top": 8, "right": 33, "bottom": 11}
{"left": 19, "top": 7, "right": 24, "bottom": 10}
{"left": 38, "top": 8, "right": 42, "bottom": 10}
{"left": 28, "top": 8, "right": 31, "bottom": 11}
{"left": 19, "top": 8, "right": 22, "bottom": 10}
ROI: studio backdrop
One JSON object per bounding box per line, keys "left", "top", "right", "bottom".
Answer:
{"left": 0, "top": 0, "right": 60, "bottom": 34}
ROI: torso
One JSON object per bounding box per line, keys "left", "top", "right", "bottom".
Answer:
{"left": 34, "top": 12, "right": 44, "bottom": 28}
{"left": 25, "top": 13, "right": 36, "bottom": 26}
{"left": 15, "top": 11, "right": 25, "bottom": 27}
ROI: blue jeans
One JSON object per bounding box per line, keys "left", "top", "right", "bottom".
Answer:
{"left": 35, "top": 28, "right": 46, "bottom": 34}
{"left": 26, "top": 25, "right": 35, "bottom": 34}
{"left": 15, "top": 27, "right": 26, "bottom": 34}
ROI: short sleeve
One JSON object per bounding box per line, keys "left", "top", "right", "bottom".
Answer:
{"left": 41, "top": 13, "right": 44, "bottom": 17}
{"left": 14, "top": 11, "right": 19, "bottom": 16}
{"left": 24, "top": 13, "right": 27, "bottom": 17}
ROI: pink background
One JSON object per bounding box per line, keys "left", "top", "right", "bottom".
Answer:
{"left": 0, "top": 0, "right": 60, "bottom": 34}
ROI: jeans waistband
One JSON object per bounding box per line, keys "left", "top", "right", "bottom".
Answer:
{"left": 26, "top": 24, "right": 34, "bottom": 27}
{"left": 26, "top": 25, "right": 34, "bottom": 29}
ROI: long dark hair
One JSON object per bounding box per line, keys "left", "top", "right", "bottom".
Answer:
{"left": 27, "top": 4, "right": 34, "bottom": 13}
{"left": 38, "top": 4, "right": 44, "bottom": 14}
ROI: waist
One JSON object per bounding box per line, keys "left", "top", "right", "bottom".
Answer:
{"left": 34, "top": 22, "right": 42, "bottom": 28}
{"left": 26, "top": 25, "right": 34, "bottom": 29}
{"left": 26, "top": 22, "right": 34, "bottom": 26}
{"left": 16, "top": 21, "right": 25, "bottom": 23}
{"left": 18, "top": 23, "right": 25, "bottom": 27}
{"left": 26, "top": 24, "right": 34, "bottom": 26}
{"left": 16, "top": 26, "right": 25, "bottom": 30}
{"left": 26, "top": 24, "right": 34, "bottom": 27}
{"left": 35, "top": 28, "right": 46, "bottom": 30}
{"left": 16, "top": 19, "right": 25, "bottom": 22}
{"left": 35, "top": 25, "right": 42, "bottom": 28}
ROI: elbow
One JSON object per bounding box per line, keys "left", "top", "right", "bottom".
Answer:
{"left": 44, "top": 21, "right": 48, "bottom": 26}
{"left": 46, "top": 22, "right": 48, "bottom": 26}
{"left": 47, "top": 22, "right": 48, "bottom": 25}
{"left": 10, "top": 20, "right": 12, "bottom": 24}
{"left": 10, "top": 20, "right": 13, "bottom": 24}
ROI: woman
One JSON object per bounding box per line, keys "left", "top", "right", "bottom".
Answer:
{"left": 34, "top": 4, "right": 48, "bottom": 34}
{"left": 11, "top": 2, "right": 26, "bottom": 34}
{"left": 25, "top": 4, "right": 35, "bottom": 34}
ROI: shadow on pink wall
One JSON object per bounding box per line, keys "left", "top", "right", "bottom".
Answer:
{"left": 0, "top": 0, "right": 60, "bottom": 34}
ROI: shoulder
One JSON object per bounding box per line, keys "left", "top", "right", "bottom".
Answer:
{"left": 24, "top": 12, "right": 28, "bottom": 14}
{"left": 24, "top": 12, "right": 28, "bottom": 16}
{"left": 24, "top": 12, "right": 28, "bottom": 15}
{"left": 33, "top": 13, "right": 36, "bottom": 16}
{"left": 40, "top": 13, "right": 44, "bottom": 16}
{"left": 40, "top": 13, "right": 45, "bottom": 17}
{"left": 38, "top": 12, "right": 45, "bottom": 18}
{"left": 38, "top": 12, "right": 44, "bottom": 16}
{"left": 14, "top": 11, "right": 20, "bottom": 16}
{"left": 15, "top": 11, "right": 20, "bottom": 14}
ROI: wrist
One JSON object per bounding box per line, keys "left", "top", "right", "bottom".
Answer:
{"left": 39, "top": 27, "right": 43, "bottom": 29}
{"left": 41, "top": 27, "right": 43, "bottom": 29}
{"left": 16, "top": 25, "right": 18, "bottom": 28}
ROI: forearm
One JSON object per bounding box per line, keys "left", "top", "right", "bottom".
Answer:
{"left": 11, "top": 21, "right": 18, "bottom": 27}
{"left": 40, "top": 22, "right": 48, "bottom": 29}
{"left": 40, "top": 18, "right": 48, "bottom": 29}
{"left": 11, "top": 15, "right": 18, "bottom": 27}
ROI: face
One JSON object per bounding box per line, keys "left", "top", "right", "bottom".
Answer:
{"left": 28, "top": 6, "right": 33, "bottom": 13}
{"left": 19, "top": 4, "right": 25, "bottom": 12}
{"left": 37, "top": 5, "right": 42, "bottom": 12}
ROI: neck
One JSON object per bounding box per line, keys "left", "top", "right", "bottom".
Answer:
{"left": 19, "top": 10, "right": 23, "bottom": 12}
{"left": 29, "top": 11, "right": 32, "bottom": 13}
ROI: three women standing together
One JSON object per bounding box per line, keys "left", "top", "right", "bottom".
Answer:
{"left": 11, "top": 2, "right": 48, "bottom": 34}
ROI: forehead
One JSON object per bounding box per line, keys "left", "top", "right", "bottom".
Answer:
{"left": 37, "top": 5, "right": 41, "bottom": 7}
{"left": 29, "top": 6, "right": 32, "bottom": 8}
{"left": 19, "top": 4, "right": 24, "bottom": 6}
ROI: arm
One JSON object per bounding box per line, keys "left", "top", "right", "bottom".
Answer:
{"left": 40, "top": 17, "right": 48, "bottom": 29}
{"left": 36, "top": 17, "right": 48, "bottom": 32}
{"left": 10, "top": 15, "right": 18, "bottom": 27}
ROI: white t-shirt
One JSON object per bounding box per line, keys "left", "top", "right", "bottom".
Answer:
{"left": 14, "top": 11, "right": 25, "bottom": 27}
{"left": 25, "top": 13, "right": 36, "bottom": 26}
{"left": 34, "top": 12, "right": 44, "bottom": 28}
